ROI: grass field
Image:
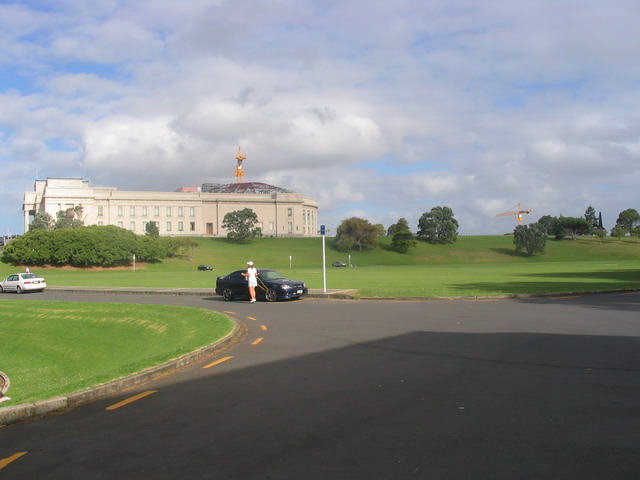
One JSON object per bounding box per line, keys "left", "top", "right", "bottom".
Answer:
{"left": 2, "top": 235, "right": 638, "bottom": 297}
{"left": 0, "top": 300, "right": 234, "bottom": 405}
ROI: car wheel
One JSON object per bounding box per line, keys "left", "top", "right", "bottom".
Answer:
{"left": 222, "top": 287, "right": 234, "bottom": 301}
{"left": 16, "top": 286, "right": 23, "bottom": 294}
{"left": 0, "top": 286, "right": 3, "bottom": 293}
{"left": 265, "top": 288, "right": 277, "bottom": 302}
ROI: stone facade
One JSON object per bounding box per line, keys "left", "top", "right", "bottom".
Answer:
{"left": 23, "top": 178, "right": 319, "bottom": 237}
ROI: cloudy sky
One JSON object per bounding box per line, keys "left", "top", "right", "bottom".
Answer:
{"left": 1, "top": 0, "right": 639, "bottom": 236}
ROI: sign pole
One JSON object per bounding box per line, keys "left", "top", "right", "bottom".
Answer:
{"left": 321, "top": 225, "right": 327, "bottom": 293}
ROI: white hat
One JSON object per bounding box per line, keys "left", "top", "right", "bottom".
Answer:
{"left": 247, "top": 261, "right": 254, "bottom": 265}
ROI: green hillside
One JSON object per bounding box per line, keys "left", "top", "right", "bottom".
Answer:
{"left": 2, "top": 235, "right": 639, "bottom": 297}
{"left": 161, "top": 234, "right": 640, "bottom": 269}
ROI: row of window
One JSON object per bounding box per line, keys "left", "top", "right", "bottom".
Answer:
{"left": 302, "top": 209, "right": 316, "bottom": 225}
{"left": 97, "top": 206, "right": 196, "bottom": 218}
{"left": 98, "top": 220, "right": 197, "bottom": 233}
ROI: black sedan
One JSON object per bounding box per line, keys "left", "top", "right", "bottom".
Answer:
{"left": 215, "top": 269, "right": 308, "bottom": 302}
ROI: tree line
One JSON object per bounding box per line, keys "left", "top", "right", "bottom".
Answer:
{"left": 334, "top": 205, "right": 640, "bottom": 256}
{"left": 336, "top": 206, "right": 459, "bottom": 254}
{"left": 514, "top": 206, "right": 640, "bottom": 255}
{"left": 3, "top": 207, "right": 197, "bottom": 267}
{"left": 14, "top": 204, "right": 637, "bottom": 265}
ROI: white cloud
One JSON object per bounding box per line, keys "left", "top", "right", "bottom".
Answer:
{"left": 1, "top": 0, "right": 639, "bottom": 235}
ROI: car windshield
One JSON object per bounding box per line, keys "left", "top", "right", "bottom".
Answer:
{"left": 260, "top": 270, "right": 286, "bottom": 280}
{"left": 22, "top": 274, "right": 39, "bottom": 279}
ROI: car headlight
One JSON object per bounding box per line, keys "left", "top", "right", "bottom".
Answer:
{"left": 281, "top": 284, "right": 293, "bottom": 290}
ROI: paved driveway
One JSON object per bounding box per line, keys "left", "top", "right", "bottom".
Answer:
{"left": 1, "top": 291, "right": 640, "bottom": 479}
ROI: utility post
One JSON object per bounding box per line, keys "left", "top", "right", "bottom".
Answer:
{"left": 320, "top": 225, "right": 326, "bottom": 293}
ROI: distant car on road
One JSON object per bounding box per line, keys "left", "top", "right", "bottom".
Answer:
{"left": 197, "top": 265, "right": 213, "bottom": 271}
{"left": 216, "top": 268, "right": 308, "bottom": 302}
{"left": 332, "top": 261, "right": 347, "bottom": 267}
{"left": 0, "top": 273, "right": 47, "bottom": 293}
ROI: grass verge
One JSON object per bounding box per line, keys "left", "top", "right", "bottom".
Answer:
{"left": 0, "top": 300, "right": 234, "bottom": 406}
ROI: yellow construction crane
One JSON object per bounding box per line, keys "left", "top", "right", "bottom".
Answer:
{"left": 496, "top": 202, "right": 533, "bottom": 223}
{"left": 235, "top": 146, "right": 246, "bottom": 183}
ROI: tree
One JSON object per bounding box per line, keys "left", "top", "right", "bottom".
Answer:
{"left": 537, "top": 215, "right": 562, "bottom": 239}
{"left": 594, "top": 228, "right": 607, "bottom": 243}
{"left": 615, "top": 208, "right": 640, "bottom": 235}
{"left": 30, "top": 212, "right": 54, "bottom": 231}
{"left": 417, "top": 207, "right": 458, "bottom": 244}
{"left": 611, "top": 225, "right": 626, "bottom": 242}
{"left": 335, "top": 217, "right": 378, "bottom": 252}
{"left": 387, "top": 218, "right": 410, "bottom": 237}
{"left": 559, "top": 217, "right": 590, "bottom": 240}
{"left": 145, "top": 221, "right": 160, "bottom": 238}
{"left": 54, "top": 206, "right": 84, "bottom": 229}
{"left": 374, "top": 223, "right": 386, "bottom": 237}
{"left": 584, "top": 205, "right": 597, "bottom": 233}
{"left": 513, "top": 222, "right": 547, "bottom": 256}
{"left": 222, "top": 208, "right": 262, "bottom": 243}
{"left": 391, "top": 228, "right": 417, "bottom": 253}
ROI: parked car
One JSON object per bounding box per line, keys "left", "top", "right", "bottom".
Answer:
{"left": 216, "top": 269, "right": 308, "bottom": 302}
{"left": 332, "top": 261, "right": 347, "bottom": 267}
{"left": 197, "top": 265, "right": 213, "bottom": 271}
{"left": 0, "top": 273, "right": 47, "bottom": 293}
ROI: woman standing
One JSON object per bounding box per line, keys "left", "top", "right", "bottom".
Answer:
{"left": 242, "top": 261, "right": 259, "bottom": 303}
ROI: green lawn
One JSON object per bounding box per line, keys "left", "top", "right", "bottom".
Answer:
{"left": 0, "top": 300, "right": 234, "bottom": 406}
{"left": 319, "top": 261, "right": 640, "bottom": 297}
{"left": 2, "top": 235, "right": 638, "bottom": 297}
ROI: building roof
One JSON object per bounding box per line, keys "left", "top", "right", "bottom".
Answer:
{"left": 201, "top": 182, "right": 294, "bottom": 194}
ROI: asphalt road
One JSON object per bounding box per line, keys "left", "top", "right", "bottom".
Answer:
{"left": 2, "top": 291, "right": 640, "bottom": 479}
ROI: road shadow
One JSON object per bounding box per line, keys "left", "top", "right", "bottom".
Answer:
{"left": 5, "top": 328, "right": 640, "bottom": 479}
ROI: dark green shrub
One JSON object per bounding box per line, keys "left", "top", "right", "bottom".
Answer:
{"left": 1, "top": 226, "right": 176, "bottom": 267}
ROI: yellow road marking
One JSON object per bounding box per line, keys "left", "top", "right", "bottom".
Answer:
{"left": 106, "top": 390, "right": 158, "bottom": 411}
{"left": 0, "top": 452, "right": 28, "bottom": 470}
{"left": 223, "top": 311, "right": 236, "bottom": 315}
{"left": 203, "top": 356, "right": 234, "bottom": 369}
{"left": 260, "top": 324, "right": 268, "bottom": 331}
{"left": 247, "top": 316, "right": 257, "bottom": 321}
{"left": 252, "top": 337, "right": 264, "bottom": 345}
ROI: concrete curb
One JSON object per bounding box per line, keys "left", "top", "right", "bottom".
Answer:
{"left": 45, "top": 286, "right": 358, "bottom": 299}
{"left": 0, "top": 322, "right": 246, "bottom": 427}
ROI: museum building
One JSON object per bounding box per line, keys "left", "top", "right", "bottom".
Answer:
{"left": 23, "top": 177, "right": 319, "bottom": 237}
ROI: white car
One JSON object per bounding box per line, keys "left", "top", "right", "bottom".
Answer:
{"left": 0, "top": 273, "right": 47, "bottom": 293}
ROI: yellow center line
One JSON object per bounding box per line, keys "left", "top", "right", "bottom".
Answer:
{"left": 203, "top": 356, "right": 234, "bottom": 369}
{"left": 0, "top": 452, "right": 28, "bottom": 470}
{"left": 106, "top": 390, "right": 158, "bottom": 411}
{"left": 247, "top": 316, "right": 257, "bottom": 321}
{"left": 260, "top": 324, "right": 268, "bottom": 331}
{"left": 252, "top": 337, "right": 264, "bottom": 345}
{"left": 223, "top": 311, "right": 236, "bottom": 315}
